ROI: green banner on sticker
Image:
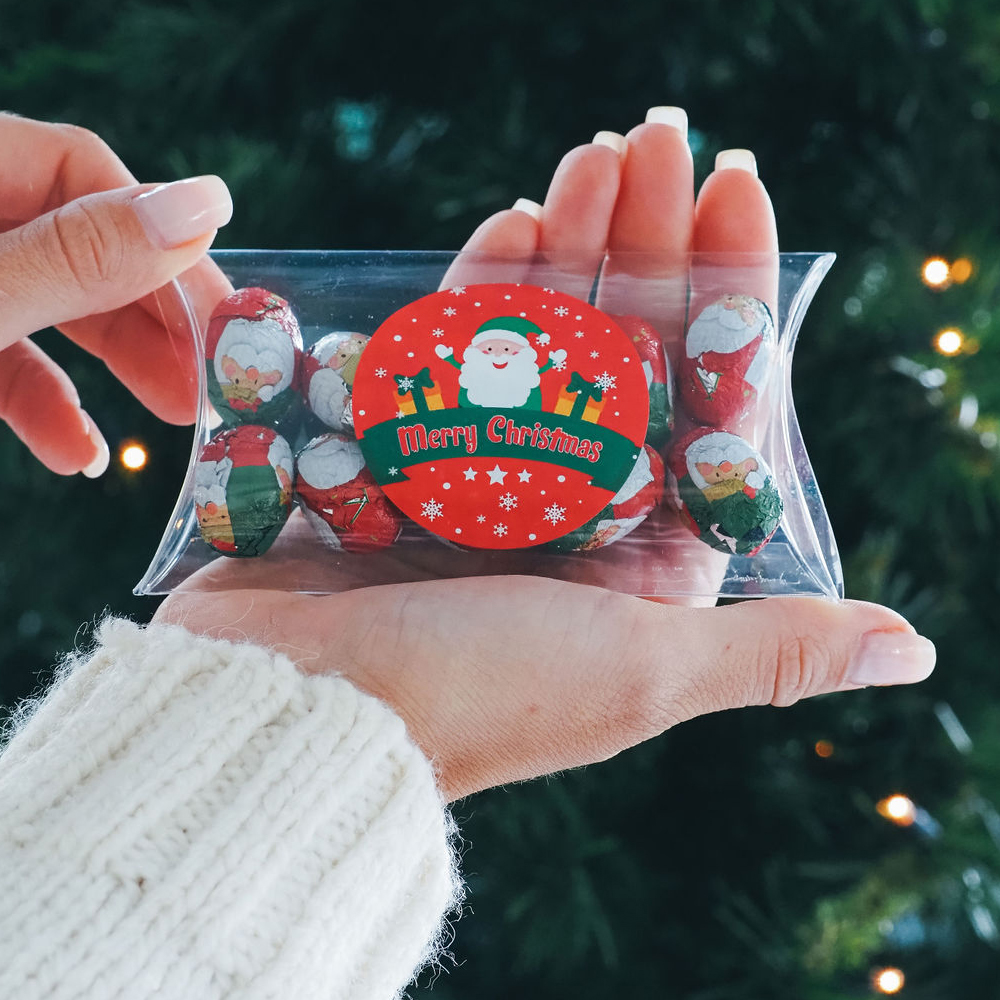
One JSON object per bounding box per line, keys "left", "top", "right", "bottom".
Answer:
{"left": 359, "top": 407, "right": 639, "bottom": 491}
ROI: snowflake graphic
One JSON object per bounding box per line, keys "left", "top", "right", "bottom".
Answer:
{"left": 387, "top": 466, "right": 399, "bottom": 476}
{"left": 594, "top": 371, "right": 617, "bottom": 391}
{"left": 543, "top": 503, "right": 567, "bottom": 525}
{"left": 421, "top": 498, "right": 444, "bottom": 521}
{"left": 574, "top": 330, "right": 585, "bottom": 338}
{"left": 432, "top": 327, "right": 445, "bottom": 337}
{"left": 396, "top": 410, "right": 407, "bottom": 419}
{"left": 476, "top": 514, "right": 487, "bottom": 524}
{"left": 375, "top": 367, "right": 388, "bottom": 378}
{"left": 443, "top": 306, "right": 458, "bottom": 317}
{"left": 552, "top": 359, "right": 567, "bottom": 372}
{"left": 493, "top": 523, "right": 508, "bottom": 537}
{"left": 397, "top": 376, "right": 414, "bottom": 392}
{"left": 589, "top": 351, "right": 600, "bottom": 359}
{"left": 449, "top": 286, "right": 467, "bottom": 295}
{"left": 498, "top": 492, "right": 518, "bottom": 511}
{"left": 554, "top": 306, "right": 569, "bottom": 317}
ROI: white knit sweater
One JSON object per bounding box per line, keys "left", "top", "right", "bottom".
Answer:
{"left": 0, "top": 619, "right": 461, "bottom": 1000}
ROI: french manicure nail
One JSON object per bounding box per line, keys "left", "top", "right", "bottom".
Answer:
{"left": 81, "top": 417, "right": 110, "bottom": 479}
{"left": 847, "top": 631, "right": 937, "bottom": 686}
{"left": 715, "top": 149, "right": 758, "bottom": 176}
{"left": 593, "top": 130, "right": 627, "bottom": 155}
{"left": 511, "top": 197, "right": 543, "bottom": 221}
{"left": 133, "top": 175, "right": 233, "bottom": 249}
{"left": 645, "top": 106, "right": 688, "bottom": 138}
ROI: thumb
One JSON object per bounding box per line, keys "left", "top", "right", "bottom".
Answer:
{"left": 649, "top": 598, "right": 936, "bottom": 726}
{"left": 0, "top": 176, "right": 232, "bottom": 346}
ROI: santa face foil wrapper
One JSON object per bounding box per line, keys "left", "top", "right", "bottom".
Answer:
{"left": 300, "top": 331, "right": 370, "bottom": 431}
{"left": 205, "top": 287, "right": 303, "bottom": 430}
{"left": 295, "top": 433, "right": 402, "bottom": 552}
{"left": 668, "top": 428, "right": 782, "bottom": 556}
{"left": 678, "top": 295, "right": 775, "bottom": 426}
{"left": 194, "top": 425, "right": 294, "bottom": 557}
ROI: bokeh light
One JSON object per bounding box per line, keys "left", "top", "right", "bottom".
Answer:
{"left": 877, "top": 795, "right": 917, "bottom": 827}
{"left": 872, "top": 966, "right": 905, "bottom": 994}
{"left": 950, "top": 257, "right": 974, "bottom": 283}
{"left": 814, "top": 740, "right": 835, "bottom": 758}
{"left": 120, "top": 443, "right": 148, "bottom": 472}
{"left": 935, "top": 328, "right": 965, "bottom": 355}
{"left": 921, "top": 257, "right": 951, "bottom": 288}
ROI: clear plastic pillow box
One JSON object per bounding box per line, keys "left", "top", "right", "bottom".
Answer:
{"left": 136, "top": 250, "right": 843, "bottom": 601}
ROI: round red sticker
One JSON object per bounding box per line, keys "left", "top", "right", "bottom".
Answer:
{"left": 352, "top": 283, "right": 649, "bottom": 548}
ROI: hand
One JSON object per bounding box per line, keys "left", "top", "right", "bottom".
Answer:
{"left": 158, "top": 108, "right": 936, "bottom": 802}
{"left": 0, "top": 113, "right": 233, "bottom": 476}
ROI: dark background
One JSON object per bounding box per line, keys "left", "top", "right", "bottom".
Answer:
{"left": 3, "top": 1, "right": 1000, "bottom": 996}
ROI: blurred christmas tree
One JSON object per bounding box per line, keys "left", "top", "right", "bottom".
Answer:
{"left": 3, "top": 0, "right": 1000, "bottom": 995}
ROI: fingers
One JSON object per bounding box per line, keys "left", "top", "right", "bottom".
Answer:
{"left": 440, "top": 206, "right": 540, "bottom": 289}
{"left": 0, "top": 339, "right": 109, "bottom": 476}
{"left": 0, "top": 178, "right": 231, "bottom": 472}
{"left": 58, "top": 259, "right": 234, "bottom": 427}
{"left": 596, "top": 109, "right": 695, "bottom": 346}
{"left": 530, "top": 137, "right": 623, "bottom": 299}
{"left": 0, "top": 114, "right": 136, "bottom": 224}
{"left": 0, "top": 177, "right": 232, "bottom": 349}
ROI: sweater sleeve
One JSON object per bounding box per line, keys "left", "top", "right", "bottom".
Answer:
{"left": 0, "top": 619, "right": 462, "bottom": 1000}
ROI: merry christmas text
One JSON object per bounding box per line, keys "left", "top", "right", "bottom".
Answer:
{"left": 396, "top": 414, "right": 603, "bottom": 463}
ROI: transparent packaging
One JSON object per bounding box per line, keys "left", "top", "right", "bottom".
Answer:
{"left": 136, "top": 250, "right": 841, "bottom": 601}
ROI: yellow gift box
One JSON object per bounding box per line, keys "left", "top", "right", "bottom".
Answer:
{"left": 554, "top": 385, "right": 605, "bottom": 423}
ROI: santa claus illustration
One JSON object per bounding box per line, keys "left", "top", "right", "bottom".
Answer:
{"left": 680, "top": 294, "right": 775, "bottom": 424}
{"left": 434, "top": 316, "right": 567, "bottom": 409}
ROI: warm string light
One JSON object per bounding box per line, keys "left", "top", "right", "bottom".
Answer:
{"left": 921, "top": 257, "right": 951, "bottom": 288}
{"left": 920, "top": 256, "right": 975, "bottom": 289}
{"left": 876, "top": 795, "right": 917, "bottom": 827}
{"left": 934, "top": 328, "right": 965, "bottom": 356}
{"left": 872, "top": 966, "right": 906, "bottom": 994}
{"left": 120, "top": 442, "right": 149, "bottom": 472}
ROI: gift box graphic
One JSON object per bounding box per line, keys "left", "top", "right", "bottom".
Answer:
{"left": 555, "top": 372, "right": 606, "bottom": 423}
{"left": 393, "top": 367, "right": 444, "bottom": 414}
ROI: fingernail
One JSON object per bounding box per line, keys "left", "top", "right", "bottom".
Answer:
{"left": 133, "top": 175, "right": 233, "bottom": 249}
{"left": 81, "top": 416, "right": 110, "bottom": 479}
{"left": 511, "top": 197, "right": 543, "bottom": 221}
{"left": 645, "top": 106, "right": 688, "bottom": 138}
{"left": 715, "top": 149, "right": 758, "bottom": 176}
{"left": 593, "top": 130, "right": 627, "bottom": 155}
{"left": 847, "top": 631, "right": 937, "bottom": 686}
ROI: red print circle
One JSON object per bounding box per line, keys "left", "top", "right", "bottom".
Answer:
{"left": 352, "top": 283, "right": 649, "bottom": 548}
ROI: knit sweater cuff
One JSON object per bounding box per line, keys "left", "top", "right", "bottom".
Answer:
{"left": 0, "top": 619, "right": 461, "bottom": 1000}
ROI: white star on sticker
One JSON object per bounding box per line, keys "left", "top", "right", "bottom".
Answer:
{"left": 463, "top": 467, "right": 477, "bottom": 481}
{"left": 388, "top": 467, "right": 398, "bottom": 476}
{"left": 486, "top": 464, "right": 507, "bottom": 485}
{"left": 517, "top": 469, "right": 532, "bottom": 483}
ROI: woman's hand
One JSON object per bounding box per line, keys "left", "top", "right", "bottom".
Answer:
{"left": 157, "top": 108, "right": 936, "bottom": 802}
{"left": 0, "top": 113, "right": 232, "bottom": 476}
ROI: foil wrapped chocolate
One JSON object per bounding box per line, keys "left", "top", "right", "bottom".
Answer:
{"left": 300, "top": 331, "right": 370, "bottom": 431}
{"left": 295, "top": 433, "right": 401, "bottom": 552}
{"left": 667, "top": 428, "right": 782, "bottom": 556}
{"left": 194, "top": 425, "right": 294, "bottom": 557}
{"left": 205, "top": 287, "right": 303, "bottom": 430}
{"left": 678, "top": 295, "right": 775, "bottom": 426}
